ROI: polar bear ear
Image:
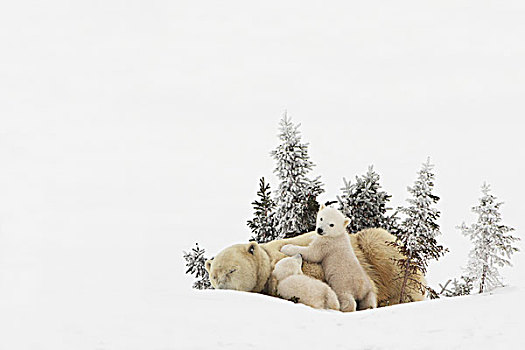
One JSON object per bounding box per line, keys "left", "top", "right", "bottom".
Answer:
{"left": 319, "top": 204, "right": 326, "bottom": 211}
{"left": 205, "top": 258, "right": 213, "bottom": 273}
{"left": 343, "top": 218, "right": 350, "bottom": 228}
{"left": 248, "top": 242, "right": 257, "bottom": 255}
{"left": 294, "top": 254, "right": 302, "bottom": 263}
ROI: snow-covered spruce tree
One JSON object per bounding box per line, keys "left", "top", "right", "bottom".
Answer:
{"left": 271, "top": 113, "right": 324, "bottom": 239}
{"left": 337, "top": 165, "right": 397, "bottom": 234}
{"left": 183, "top": 243, "right": 212, "bottom": 290}
{"left": 448, "top": 276, "right": 475, "bottom": 296}
{"left": 439, "top": 276, "right": 474, "bottom": 297}
{"left": 247, "top": 177, "right": 278, "bottom": 243}
{"left": 458, "top": 183, "right": 519, "bottom": 293}
{"left": 392, "top": 158, "right": 446, "bottom": 302}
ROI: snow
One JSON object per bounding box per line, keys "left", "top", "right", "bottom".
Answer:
{"left": 1, "top": 0, "right": 525, "bottom": 349}
{"left": 178, "top": 288, "right": 524, "bottom": 350}
{"left": 1, "top": 286, "right": 523, "bottom": 349}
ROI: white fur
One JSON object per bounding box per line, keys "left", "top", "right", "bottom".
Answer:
{"left": 281, "top": 206, "right": 377, "bottom": 312}
{"left": 273, "top": 254, "right": 340, "bottom": 310}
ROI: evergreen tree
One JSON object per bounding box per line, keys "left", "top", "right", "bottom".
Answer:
{"left": 271, "top": 113, "right": 324, "bottom": 239}
{"left": 393, "top": 158, "right": 446, "bottom": 302}
{"left": 458, "top": 183, "right": 519, "bottom": 293}
{"left": 247, "top": 177, "right": 278, "bottom": 243}
{"left": 183, "top": 243, "right": 212, "bottom": 290}
{"left": 439, "top": 276, "right": 474, "bottom": 297}
{"left": 337, "top": 165, "right": 396, "bottom": 233}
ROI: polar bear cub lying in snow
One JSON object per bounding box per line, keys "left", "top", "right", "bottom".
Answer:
{"left": 281, "top": 205, "right": 377, "bottom": 312}
{"left": 273, "top": 254, "right": 340, "bottom": 310}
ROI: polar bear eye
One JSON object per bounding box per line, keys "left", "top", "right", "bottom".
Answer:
{"left": 329, "top": 224, "right": 334, "bottom": 227}
{"left": 320, "top": 218, "right": 323, "bottom": 221}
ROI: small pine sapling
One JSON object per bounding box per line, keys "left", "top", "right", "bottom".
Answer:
{"left": 183, "top": 243, "right": 212, "bottom": 290}
{"left": 337, "top": 165, "right": 396, "bottom": 233}
{"left": 271, "top": 112, "right": 324, "bottom": 239}
{"left": 458, "top": 183, "right": 519, "bottom": 293}
{"left": 392, "top": 158, "right": 447, "bottom": 302}
{"left": 247, "top": 177, "right": 278, "bottom": 243}
{"left": 439, "top": 276, "right": 474, "bottom": 297}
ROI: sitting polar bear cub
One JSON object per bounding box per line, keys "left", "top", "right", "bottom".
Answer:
{"left": 273, "top": 254, "right": 340, "bottom": 310}
{"left": 281, "top": 205, "right": 377, "bottom": 312}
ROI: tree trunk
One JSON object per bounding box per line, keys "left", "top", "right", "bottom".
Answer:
{"left": 479, "top": 264, "right": 487, "bottom": 293}
{"left": 399, "top": 258, "right": 411, "bottom": 304}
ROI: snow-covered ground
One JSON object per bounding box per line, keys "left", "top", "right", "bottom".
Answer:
{"left": 163, "top": 287, "right": 525, "bottom": 349}
{"left": 1, "top": 285, "right": 523, "bottom": 349}
{"left": 173, "top": 287, "right": 524, "bottom": 349}
{"left": 173, "top": 287, "right": 523, "bottom": 349}
{"left": 1, "top": 1, "right": 525, "bottom": 349}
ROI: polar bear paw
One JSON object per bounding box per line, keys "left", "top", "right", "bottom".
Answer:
{"left": 280, "top": 244, "right": 299, "bottom": 256}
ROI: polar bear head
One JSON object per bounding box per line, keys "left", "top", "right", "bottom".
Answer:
{"left": 315, "top": 204, "right": 350, "bottom": 237}
{"left": 205, "top": 242, "right": 271, "bottom": 292}
{"left": 272, "top": 254, "right": 303, "bottom": 281}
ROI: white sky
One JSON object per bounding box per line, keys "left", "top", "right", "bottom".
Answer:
{"left": 1, "top": 0, "right": 524, "bottom": 316}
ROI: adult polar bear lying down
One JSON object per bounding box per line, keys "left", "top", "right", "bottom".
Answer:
{"left": 205, "top": 228, "right": 426, "bottom": 307}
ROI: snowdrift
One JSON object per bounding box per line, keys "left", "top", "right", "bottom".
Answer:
{"left": 175, "top": 287, "right": 522, "bottom": 349}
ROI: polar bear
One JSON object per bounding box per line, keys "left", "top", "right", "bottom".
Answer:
{"left": 281, "top": 205, "right": 377, "bottom": 312}
{"left": 273, "top": 254, "right": 340, "bottom": 310}
{"left": 205, "top": 228, "right": 426, "bottom": 307}
{"left": 205, "top": 241, "right": 271, "bottom": 292}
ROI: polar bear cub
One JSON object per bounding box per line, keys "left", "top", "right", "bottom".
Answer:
{"left": 273, "top": 254, "right": 340, "bottom": 310}
{"left": 281, "top": 205, "right": 377, "bottom": 312}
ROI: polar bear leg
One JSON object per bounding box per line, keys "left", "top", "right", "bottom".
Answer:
{"left": 357, "top": 290, "right": 377, "bottom": 310}
{"left": 325, "top": 291, "right": 341, "bottom": 310}
{"left": 338, "top": 292, "right": 357, "bottom": 312}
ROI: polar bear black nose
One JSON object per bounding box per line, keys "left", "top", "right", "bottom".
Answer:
{"left": 317, "top": 227, "right": 324, "bottom": 235}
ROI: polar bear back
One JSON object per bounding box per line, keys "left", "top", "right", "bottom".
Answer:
{"left": 277, "top": 275, "right": 340, "bottom": 310}
{"left": 316, "top": 232, "right": 374, "bottom": 301}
